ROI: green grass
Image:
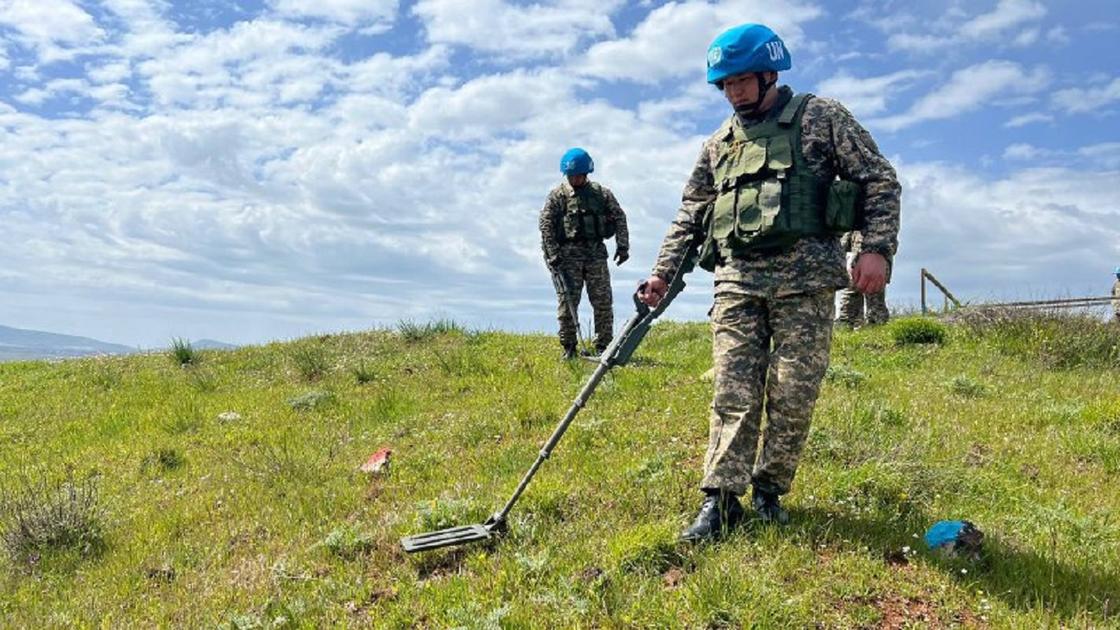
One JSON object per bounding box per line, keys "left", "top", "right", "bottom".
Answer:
{"left": 169, "top": 337, "right": 196, "bottom": 366}
{"left": 1, "top": 317, "right": 1118, "bottom": 627}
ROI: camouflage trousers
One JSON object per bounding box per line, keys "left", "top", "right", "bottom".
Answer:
{"left": 701, "top": 286, "right": 835, "bottom": 496}
{"left": 836, "top": 253, "right": 889, "bottom": 325}
{"left": 553, "top": 256, "right": 613, "bottom": 350}
{"left": 836, "top": 287, "right": 889, "bottom": 325}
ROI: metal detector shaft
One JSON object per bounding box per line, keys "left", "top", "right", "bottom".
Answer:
{"left": 550, "top": 267, "right": 587, "bottom": 349}
{"left": 491, "top": 245, "right": 700, "bottom": 525}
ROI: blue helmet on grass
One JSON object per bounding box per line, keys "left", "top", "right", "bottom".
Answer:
{"left": 560, "top": 148, "right": 594, "bottom": 175}
{"left": 706, "top": 23, "right": 791, "bottom": 85}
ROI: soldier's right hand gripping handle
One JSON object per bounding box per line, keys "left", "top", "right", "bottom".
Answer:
{"left": 602, "top": 240, "right": 702, "bottom": 368}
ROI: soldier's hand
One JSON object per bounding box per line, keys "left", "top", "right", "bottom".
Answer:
{"left": 613, "top": 248, "right": 629, "bottom": 266}
{"left": 638, "top": 276, "right": 668, "bottom": 307}
{"left": 851, "top": 252, "right": 888, "bottom": 294}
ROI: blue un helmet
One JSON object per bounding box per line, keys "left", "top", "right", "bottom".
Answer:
{"left": 1115, "top": 266, "right": 1120, "bottom": 275}
{"left": 706, "top": 23, "right": 791, "bottom": 85}
{"left": 560, "top": 148, "right": 594, "bottom": 175}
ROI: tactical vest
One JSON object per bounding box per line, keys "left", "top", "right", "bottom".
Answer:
{"left": 560, "top": 182, "right": 615, "bottom": 243}
{"left": 698, "top": 93, "right": 859, "bottom": 271}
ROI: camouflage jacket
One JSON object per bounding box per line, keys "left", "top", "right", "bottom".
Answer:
{"left": 1113, "top": 279, "right": 1120, "bottom": 311}
{"left": 652, "top": 86, "right": 901, "bottom": 296}
{"left": 539, "top": 180, "right": 630, "bottom": 264}
{"left": 839, "top": 231, "right": 862, "bottom": 253}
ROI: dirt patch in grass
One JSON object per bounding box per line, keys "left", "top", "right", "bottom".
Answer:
{"left": 876, "top": 595, "right": 939, "bottom": 629}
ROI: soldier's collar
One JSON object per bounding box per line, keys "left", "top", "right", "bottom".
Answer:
{"left": 723, "top": 85, "right": 794, "bottom": 138}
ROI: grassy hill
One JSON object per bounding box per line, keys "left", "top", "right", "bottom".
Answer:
{"left": 1, "top": 313, "right": 1118, "bottom": 628}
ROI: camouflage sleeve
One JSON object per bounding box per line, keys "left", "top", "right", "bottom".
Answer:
{"left": 603, "top": 188, "right": 629, "bottom": 251}
{"left": 806, "top": 98, "right": 901, "bottom": 259}
{"left": 539, "top": 189, "right": 563, "bottom": 265}
{"left": 651, "top": 143, "right": 716, "bottom": 281}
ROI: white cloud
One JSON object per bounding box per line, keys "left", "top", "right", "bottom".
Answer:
{"left": 894, "top": 161, "right": 1120, "bottom": 303}
{"left": 413, "top": 0, "right": 621, "bottom": 58}
{"left": 815, "top": 70, "right": 927, "bottom": 118}
{"left": 1045, "top": 26, "right": 1070, "bottom": 45}
{"left": 1004, "top": 112, "right": 1052, "bottom": 127}
{"left": 959, "top": 0, "right": 1046, "bottom": 40}
{"left": 1003, "top": 142, "right": 1046, "bottom": 160}
{"left": 1012, "top": 28, "right": 1040, "bottom": 47}
{"left": 0, "top": 0, "right": 104, "bottom": 50}
{"left": 579, "top": 0, "right": 821, "bottom": 84}
{"left": 269, "top": 0, "right": 399, "bottom": 31}
{"left": 886, "top": 0, "right": 1046, "bottom": 53}
{"left": 871, "top": 61, "right": 1049, "bottom": 131}
{"left": 1052, "top": 78, "right": 1120, "bottom": 114}
{"left": 1078, "top": 143, "right": 1120, "bottom": 169}
{"left": 1002, "top": 142, "right": 1120, "bottom": 171}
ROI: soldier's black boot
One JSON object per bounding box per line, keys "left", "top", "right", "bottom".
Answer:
{"left": 680, "top": 490, "right": 744, "bottom": 542}
{"left": 751, "top": 487, "right": 789, "bottom": 524}
{"left": 562, "top": 345, "right": 577, "bottom": 360}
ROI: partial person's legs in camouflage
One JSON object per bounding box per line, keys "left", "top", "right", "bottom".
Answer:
{"left": 835, "top": 286, "right": 864, "bottom": 327}
{"left": 751, "top": 289, "right": 834, "bottom": 497}
{"left": 700, "top": 285, "right": 770, "bottom": 497}
{"left": 554, "top": 258, "right": 585, "bottom": 355}
{"left": 584, "top": 257, "right": 614, "bottom": 352}
{"left": 865, "top": 289, "right": 889, "bottom": 325}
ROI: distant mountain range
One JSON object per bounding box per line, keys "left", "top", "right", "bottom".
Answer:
{"left": 0, "top": 324, "right": 235, "bottom": 361}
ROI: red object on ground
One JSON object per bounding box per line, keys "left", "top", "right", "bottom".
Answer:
{"left": 360, "top": 447, "right": 392, "bottom": 474}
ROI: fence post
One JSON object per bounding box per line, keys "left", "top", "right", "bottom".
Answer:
{"left": 921, "top": 268, "right": 927, "bottom": 314}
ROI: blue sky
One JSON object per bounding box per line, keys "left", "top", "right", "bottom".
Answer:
{"left": 0, "top": 0, "right": 1117, "bottom": 347}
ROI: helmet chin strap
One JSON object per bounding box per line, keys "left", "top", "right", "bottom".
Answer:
{"left": 734, "top": 72, "right": 777, "bottom": 117}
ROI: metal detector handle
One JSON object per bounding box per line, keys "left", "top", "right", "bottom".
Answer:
{"left": 602, "top": 243, "right": 700, "bottom": 368}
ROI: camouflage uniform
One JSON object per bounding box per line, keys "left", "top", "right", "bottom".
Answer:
{"left": 836, "top": 231, "right": 890, "bottom": 326}
{"left": 1112, "top": 279, "right": 1120, "bottom": 321}
{"left": 652, "top": 86, "right": 901, "bottom": 496}
{"left": 540, "top": 181, "right": 630, "bottom": 351}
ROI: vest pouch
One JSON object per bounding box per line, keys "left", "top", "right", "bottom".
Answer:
{"left": 757, "top": 179, "right": 783, "bottom": 231}
{"left": 711, "top": 190, "right": 737, "bottom": 240}
{"left": 734, "top": 185, "right": 762, "bottom": 235}
{"left": 825, "top": 179, "right": 860, "bottom": 233}
{"left": 581, "top": 214, "right": 599, "bottom": 240}
{"left": 766, "top": 135, "right": 793, "bottom": 171}
{"left": 562, "top": 212, "right": 581, "bottom": 241}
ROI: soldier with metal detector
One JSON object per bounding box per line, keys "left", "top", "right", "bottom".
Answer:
{"left": 540, "top": 148, "right": 630, "bottom": 359}
{"left": 398, "top": 25, "right": 899, "bottom": 555}
{"left": 639, "top": 23, "right": 901, "bottom": 541}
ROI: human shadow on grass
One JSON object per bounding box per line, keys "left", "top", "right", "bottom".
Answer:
{"left": 786, "top": 506, "right": 1118, "bottom": 623}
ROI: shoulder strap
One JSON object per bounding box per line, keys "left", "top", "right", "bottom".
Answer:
{"left": 779, "top": 92, "right": 812, "bottom": 126}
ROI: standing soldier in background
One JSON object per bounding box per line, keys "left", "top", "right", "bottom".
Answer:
{"left": 540, "top": 148, "right": 630, "bottom": 359}
{"left": 639, "top": 23, "right": 900, "bottom": 541}
{"left": 1112, "top": 267, "right": 1120, "bottom": 322}
{"left": 836, "top": 230, "right": 890, "bottom": 327}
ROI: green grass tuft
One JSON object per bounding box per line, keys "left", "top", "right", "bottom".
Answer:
{"left": 289, "top": 342, "right": 330, "bottom": 381}
{"left": 396, "top": 318, "right": 464, "bottom": 343}
{"left": 0, "top": 472, "right": 106, "bottom": 563}
{"left": 889, "top": 316, "right": 948, "bottom": 346}
{"left": 169, "top": 337, "right": 196, "bottom": 366}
